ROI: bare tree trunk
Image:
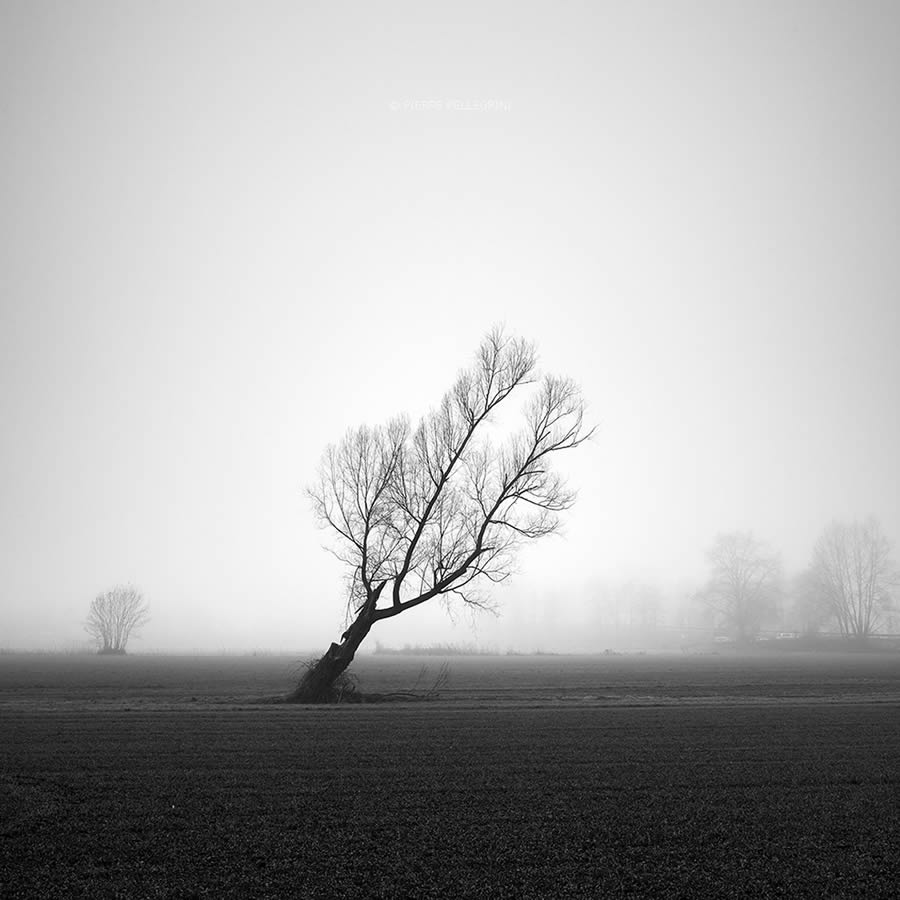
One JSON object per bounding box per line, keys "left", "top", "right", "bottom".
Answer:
{"left": 287, "top": 606, "right": 374, "bottom": 702}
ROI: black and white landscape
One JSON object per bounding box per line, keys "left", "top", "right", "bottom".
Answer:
{"left": 1, "top": 2, "right": 899, "bottom": 897}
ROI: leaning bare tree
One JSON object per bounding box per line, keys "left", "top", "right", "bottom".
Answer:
{"left": 697, "top": 531, "right": 781, "bottom": 643}
{"left": 807, "top": 518, "right": 898, "bottom": 638}
{"left": 290, "top": 328, "right": 593, "bottom": 702}
{"left": 85, "top": 584, "right": 151, "bottom": 655}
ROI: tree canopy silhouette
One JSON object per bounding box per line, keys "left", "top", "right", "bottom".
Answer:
{"left": 290, "top": 327, "right": 594, "bottom": 702}
{"left": 85, "top": 584, "right": 150, "bottom": 655}
{"left": 698, "top": 532, "right": 781, "bottom": 643}
{"left": 807, "top": 518, "right": 898, "bottom": 638}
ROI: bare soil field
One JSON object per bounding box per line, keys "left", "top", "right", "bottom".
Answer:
{"left": 2, "top": 652, "right": 899, "bottom": 897}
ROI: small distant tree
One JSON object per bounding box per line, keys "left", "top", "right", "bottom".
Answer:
{"left": 290, "top": 327, "right": 593, "bottom": 702}
{"left": 698, "top": 532, "right": 781, "bottom": 643}
{"left": 807, "top": 518, "right": 898, "bottom": 638}
{"left": 85, "top": 585, "right": 150, "bottom": 655}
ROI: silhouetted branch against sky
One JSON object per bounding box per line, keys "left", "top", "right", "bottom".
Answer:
{"left": 308, "top": 328, "right": 593, "bottom": 620}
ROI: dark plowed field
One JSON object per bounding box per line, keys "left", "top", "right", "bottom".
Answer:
{"left": 2, "top": 653, "right": 899, "bottom": 897}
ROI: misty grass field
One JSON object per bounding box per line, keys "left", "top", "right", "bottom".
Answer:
{"left": 2, "top": 652, "right": 899, "bottom": 898}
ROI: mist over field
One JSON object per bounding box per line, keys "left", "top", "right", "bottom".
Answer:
{"left": 2, "top": 3, "right": 899, "bottom": 655}
{"left": 5, "top": 8, "right": 900, "bottom": 897}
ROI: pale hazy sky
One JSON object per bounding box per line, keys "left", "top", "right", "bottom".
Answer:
{"left": 2, "top": 1, "right": 899, "bottom": 651}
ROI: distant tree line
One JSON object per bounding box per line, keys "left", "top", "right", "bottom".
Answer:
{"left": 695, "top": 517, "right": 899, "bottom": 643}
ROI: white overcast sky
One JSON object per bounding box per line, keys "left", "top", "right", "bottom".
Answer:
{"left": 2, "top": 1, "right": 899, "bottom": 651}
